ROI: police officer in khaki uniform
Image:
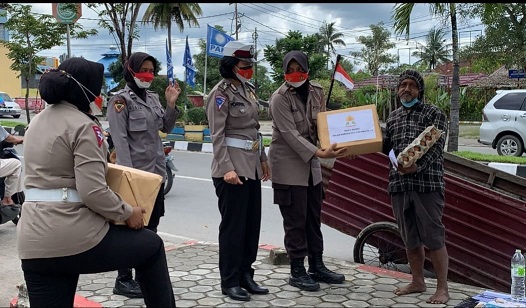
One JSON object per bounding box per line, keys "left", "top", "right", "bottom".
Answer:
{"left": 205, "top": 41, "right": 270, "bottom": 302}
{"left": 18, "top": 57, "right": 175, "bottom": 307}
{"left": 268, "top": 51, "right": 349, "bottom": 292}
{"left": 107, "top": 52, "right": 181, "bottom": 298}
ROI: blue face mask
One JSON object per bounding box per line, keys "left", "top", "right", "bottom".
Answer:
{"left": 401, "top": 98, "right": 420, "bottom": 108}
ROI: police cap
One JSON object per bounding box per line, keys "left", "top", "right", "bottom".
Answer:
{"left": 222, "top": 41, "right": 256, "bottom": 63}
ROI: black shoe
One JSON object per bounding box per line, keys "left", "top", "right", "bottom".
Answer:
{"left": 289, "top": 275, "right": 320, "bottom": 291}
{"left": 289, "top": 257, "right": 320, "bottom": 291}
{"left": 113, "top": 279, "right": 143, "bottom": 298}
{"left": 240, "top": 273, "right": 269, "bottom": 294}
{"left": 308, "top": 268, "right": 345, "bottom": 284}
{"left": 308, "top": 253, "right": 345, "bottom": 284}
{"left": 221, "top": 286, "right": 251, "bottom": 301}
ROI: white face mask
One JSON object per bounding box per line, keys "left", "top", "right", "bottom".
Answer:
{"left": 286, "top": 79, "right": 307, "bottom": 88}
{"left": 134, "top": 77, "right": 152, "bottom": 89}
{"left": 90, "top": 101, "right": 103, "bottom": 116}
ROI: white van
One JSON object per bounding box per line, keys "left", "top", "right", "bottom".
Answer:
{"left": 0, "top": 92, "right": 22, "bottom": 119}
{"left": 478, "top": 89, "right": 526, "bottom": 157}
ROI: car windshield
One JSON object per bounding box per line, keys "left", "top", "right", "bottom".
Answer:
{"left": 0, "top": 93, "right": 13, "bottom": 102}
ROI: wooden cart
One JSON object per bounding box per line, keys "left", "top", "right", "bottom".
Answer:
{"left": 321, "top": 152, "right": 526, "bottom": 293}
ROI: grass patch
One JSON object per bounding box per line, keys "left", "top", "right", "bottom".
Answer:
{"left": 0, "top": 121, "right": 26, "bottom": 128}
{"left": 458, "top": 125, "right": 480, "bottom": 139}
{"left": 453, "top": 150, "right": 526, "bottom": 164}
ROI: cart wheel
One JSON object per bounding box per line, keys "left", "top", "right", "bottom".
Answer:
{"left": 353, "top": 221, "right": 410, "bottom": 273}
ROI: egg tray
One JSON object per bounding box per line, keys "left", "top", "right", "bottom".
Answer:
{"left": 397, "top": 125, "right": 443, "bottom": 168}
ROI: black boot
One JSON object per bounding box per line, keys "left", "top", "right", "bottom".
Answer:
{"left": 113, "top": 268, "right": 143, "bottom": 298}
{"left": 308, "top": 253, "right": 345, "bottom": 284}
{"left": 240, "top": 270, "right": 269, "bottom": 294}
{"left": 289, "top": 257, "right": 320, "bottom": 291}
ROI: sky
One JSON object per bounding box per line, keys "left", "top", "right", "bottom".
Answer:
{"left": 24, "top": 3, "right": 484, "bottom": 79}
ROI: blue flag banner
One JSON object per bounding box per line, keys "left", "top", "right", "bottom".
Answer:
{"left": 186, "top": 69, "right": 196, "bottom": 89}
{"left": 184, "top": 36, "right": 196, "bottom": 89}
{"left": 166, "top": 39, "right": 174, "bottom": 86}
{"left": 206, "top": 24, "right": 235, "bottom": 58}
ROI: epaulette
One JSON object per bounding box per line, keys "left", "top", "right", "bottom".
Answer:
{"left": 310, "top": 81, "right": 323, "bottom": 90}
{"left": 218, "top": 81, "right": 229, "bottom": 92}
{"left": 245, "top": 81, "right": 255, "bottom": 90}
{"left": 278, "top": 83, "right": 290, "bottom": 95}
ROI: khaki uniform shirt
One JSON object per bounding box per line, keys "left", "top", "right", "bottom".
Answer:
{"left": 205, "top": 79, "right": 267, "bottom": 179}
{"left": 18, "top": 102, "right": 134, "bottom": 259}
{"left": 107, "top": 85, "right": 179, "bottom": 179}
{"left": 268, "top": 82, "right": 325, "bottom": 186}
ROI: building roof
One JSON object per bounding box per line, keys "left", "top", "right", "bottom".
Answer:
{"left": 468, "top": 65, "right": 526, "bottom": 88}
{"left": 97, "top": 46, "right": 120, "bottom": 92}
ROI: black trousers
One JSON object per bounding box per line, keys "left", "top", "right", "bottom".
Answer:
{"left": 117, "top": 182, "right": 165, "bottom": 280}
{"left": 277, "top": 173, "right": 324, "bottom": 259}
{"left": 212, "top": 177, "right": 262, "bottom": 288}
{"left": 21, "top": 224, "right": 176, "bottom": 308}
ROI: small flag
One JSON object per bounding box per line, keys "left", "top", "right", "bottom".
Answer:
{"left": 206, "top": 24, "right": 235, "bottom": 58}
{"left": 183, "top": 36, "right": 196, "bottom": 89}
{"left": 334, "top": 63, "right": 355, "bottom": 91}
{"left": 166, "top": 39, "right": 174, "bottom": 86}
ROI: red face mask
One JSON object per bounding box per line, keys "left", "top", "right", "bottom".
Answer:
{"left": 284, "top": 71, "right": 309, "bottom": 87}
{"left": 236, "top": 67, "right": 254, "bottom": 81}
{"left": 134, "top": 72, "right": 155, "bottom": 82}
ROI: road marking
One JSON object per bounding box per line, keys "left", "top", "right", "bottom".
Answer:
{"left": 174, "top": 174, "right": 272, "bottom": 189}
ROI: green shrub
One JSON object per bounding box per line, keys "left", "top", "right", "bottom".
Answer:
{"left": 186, "top": 107, "right": 208, "bottom": 125}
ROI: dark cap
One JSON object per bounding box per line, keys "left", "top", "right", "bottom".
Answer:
{"left": 222, "top": 41, "right": 256, "bottom": 63}
{"left": 398, "top": 69, "right": 424, "bottom": 100}
{"left": 283, "top": 51, "right": 309, "bottom": 73}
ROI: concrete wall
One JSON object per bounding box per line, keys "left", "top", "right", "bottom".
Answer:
{"left": 0, "top": 43, "right": 22, "bottom": 98}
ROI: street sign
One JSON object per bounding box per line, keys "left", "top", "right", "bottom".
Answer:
{"left": 52, "top": 3, "right": 82, "bottom": 24}
{"left": 509, "top": 69, "right": 526, "bottom": 79}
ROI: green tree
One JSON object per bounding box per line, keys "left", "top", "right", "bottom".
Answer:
{"left": 392, "top": 3, "right": 461, "bottom": 152}
{"left": 465, "top": 3, "right": 526, "bottom": 71}
{"left": 319, "top": 21, "right": 346, "bottom": 69}
{"left": 264, "top": 30, "right": 330, "bottom": 84}
{"left": 350, "top": 22, "right": 397, "bottom": 76}
{"left": 87, "top": 3, "right": 142, "bottom": 67}
{"left": 412, "top": 27, "right": 450, "bottom": 71}
{"left": 141, "top": 3, "right": 202, "bottom": 56}
{"left": 3, "top": 3, "right": 97, "bottom": 123}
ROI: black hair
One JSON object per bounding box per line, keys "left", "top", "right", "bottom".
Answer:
{"left": 219, "top": 56, "right": 239, "bottom": 79}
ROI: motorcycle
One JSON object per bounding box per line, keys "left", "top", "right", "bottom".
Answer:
{"left": 162, "top": 141, "right": 178, "bottom": 196}
{"left": 0, "top": 140, "right": 24, "bottom": 225}
{"left": 104, "top": 129, "right": 177, "bottom": 196}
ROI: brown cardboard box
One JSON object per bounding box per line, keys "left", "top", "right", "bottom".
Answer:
{"left": 106, "top": 163, "right": 163, "bottom": 226}
{"left": 317, "top": 104, "right": 383, "bottom": 155}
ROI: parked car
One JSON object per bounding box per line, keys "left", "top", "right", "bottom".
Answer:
{"left": 0, "top": 92, "right": 22, "bottom": 119}
{"left": 478, "top": 89, "right": 526, "bottom": 156}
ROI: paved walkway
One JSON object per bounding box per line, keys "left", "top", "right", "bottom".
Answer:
{"left": 9, "top": 232, "right": 488, "bottom": 308}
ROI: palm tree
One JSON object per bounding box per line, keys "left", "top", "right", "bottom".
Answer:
{"left": 392, "top": 3, "right": 461, "bottom": 152}
{"left": 319, "top": 21, "right": 346, "bottom": 69}
{"left": 412, "top": 27, "right": 450, "bottom": 71}
{"left": 142, "top": 3, "right": 203, "bottom": 56}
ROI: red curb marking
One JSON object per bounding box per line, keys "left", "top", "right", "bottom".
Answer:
{"left": 11, "top": 294, "right": 102, "bottom": 308}
{"left": 259, "top": 244, "right": 280, "bottom": 250}
{"left": 357, "top": 264, "right": 412, "bottom": 280}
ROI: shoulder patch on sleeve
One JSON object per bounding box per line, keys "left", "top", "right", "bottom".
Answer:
{"left": 92, "top": 126, "right": 104, "bottom": 147}
{"left": 113, "top": 99, "right": 126, "bottom": 113}
{"left": 215, "top": 94, "right": 226, "bottom": 110}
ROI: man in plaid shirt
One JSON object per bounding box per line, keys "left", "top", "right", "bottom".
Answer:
{"left": 382, "top": 69, "right": 449, "bottom": 305}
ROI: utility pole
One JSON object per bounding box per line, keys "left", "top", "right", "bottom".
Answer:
{"left": 252, "top": 27, "right": 258, "bottom": 96}
{"left": 235, "top": 3, "right": 238, "bottom": 40}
